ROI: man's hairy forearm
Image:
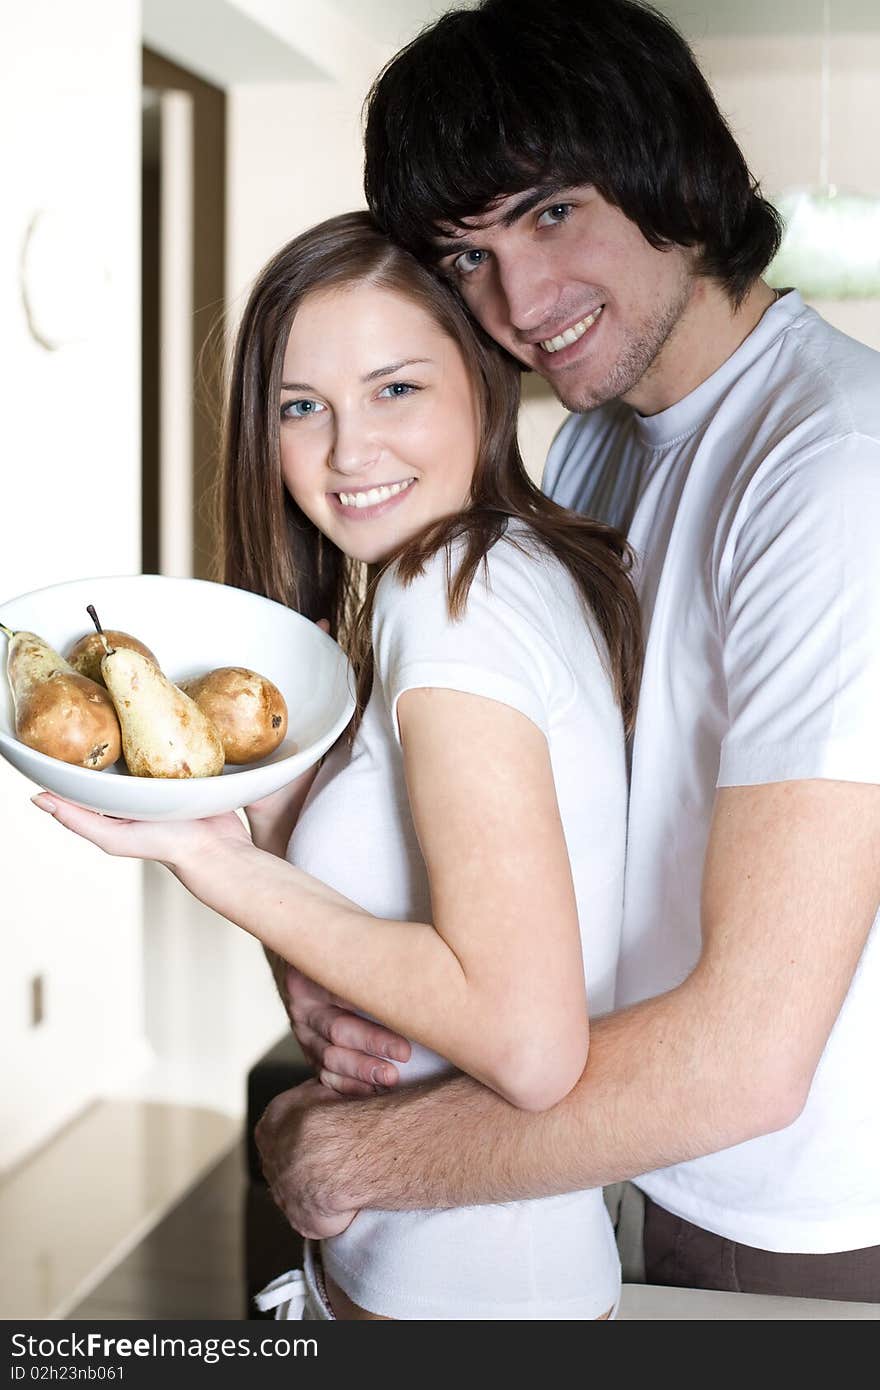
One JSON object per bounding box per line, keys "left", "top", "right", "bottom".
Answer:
{"left": 282, "top": 783, "right": 876, "bottom": 1221}
{"left": 307, "top": 974, "right": 793, "bottom": 1214}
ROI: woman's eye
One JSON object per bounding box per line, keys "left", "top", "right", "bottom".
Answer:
{"left": 452, "top": 248, "right": 489, "bottom": 275}
{"left": 536, "top": 203, "right": 573, "bottom": 228}
{"left": 378, "top": 382, "right": 419, "bottom": 399}
{"left": 281, "top": 399, "right": 325, "bottom": 420}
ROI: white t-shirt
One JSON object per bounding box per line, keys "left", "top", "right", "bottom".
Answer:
{"left": 544, "top": 290, "right": 880, "bottom": 1253}
{"left": 289, "top": 523, "right": 626, "bottom": 1319}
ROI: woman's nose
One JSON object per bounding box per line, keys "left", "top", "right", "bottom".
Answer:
{"left": 329, "top": 414, "right": 381, "bottom": 476}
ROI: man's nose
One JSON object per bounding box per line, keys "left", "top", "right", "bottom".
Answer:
{"left": 497, "top": 255, "right": 559, "bottom": 336}
{"left": 329, "top": 413, "right": 381, "bottom": 476}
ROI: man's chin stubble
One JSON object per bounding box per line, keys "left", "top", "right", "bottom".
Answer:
{"left": 548, "top": 289, "right": 694, "bottom": 413}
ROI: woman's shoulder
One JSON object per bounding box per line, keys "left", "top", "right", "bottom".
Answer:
{"left": 374, "top": 519, "right": 571, "bottom": 627}
{"left": 372, "top": 521, "right": 576, "bottom": 737}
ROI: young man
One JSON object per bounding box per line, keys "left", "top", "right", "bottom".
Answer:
{"left": 257, "top": 0, "right": 880, "bottom": 1300}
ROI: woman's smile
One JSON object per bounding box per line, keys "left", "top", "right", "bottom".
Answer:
{"left": 329, "top": 476, "right": 417, "bottom": 520}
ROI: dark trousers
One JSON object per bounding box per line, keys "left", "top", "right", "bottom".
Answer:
{"left": 643, "top": 1196, "right": 880, "bottom": 1303}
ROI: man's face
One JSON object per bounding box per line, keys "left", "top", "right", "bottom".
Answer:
{"left": 433, "top": 184, "right": 697, "bottom": 413}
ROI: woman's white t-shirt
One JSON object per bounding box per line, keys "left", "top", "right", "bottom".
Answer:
{"left": 289, "top": 521, "right": 627, "bottom": 1320}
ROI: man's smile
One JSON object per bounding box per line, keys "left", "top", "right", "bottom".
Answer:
{"left": 538, "top": 305, "right": 604, "bottom": 354}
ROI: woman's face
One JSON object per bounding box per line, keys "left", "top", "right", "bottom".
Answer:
{"left": 279, "top": 283, "right": 481, "bottom": 565}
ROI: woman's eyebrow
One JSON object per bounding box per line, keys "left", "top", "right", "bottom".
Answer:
{"left": 281, "top": 359, "right": 433, "bottom": 392}
{"left": 363, "top": 358, "right": 432, "bottom": 382}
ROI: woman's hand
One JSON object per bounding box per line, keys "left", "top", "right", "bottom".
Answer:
{"left": 31, "top": 793, "right": 251, "bottom": 875}
{"left": 284, "top": 965, "right": 410, "bottom": 1096}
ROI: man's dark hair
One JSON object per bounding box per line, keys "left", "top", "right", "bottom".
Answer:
{"left": 364, "top": 0, "right": 782, "bottom": 305}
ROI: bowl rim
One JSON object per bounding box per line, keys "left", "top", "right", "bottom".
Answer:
{"left": 0, "top": 571, "right": 320, "bottom": 624}
{"left": 0, "top": 572, "right": 355, "bottom": 788}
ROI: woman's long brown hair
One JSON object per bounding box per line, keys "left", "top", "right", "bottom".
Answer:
{"left": 219, "top": 211, "right": 642, "bottom": 735}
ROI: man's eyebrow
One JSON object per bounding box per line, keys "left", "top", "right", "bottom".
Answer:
{"left": 499, "top": 186, "right": 568, "bottom": 228}
{"left": 432, "top": 186, "right": 571, "bottom": 258}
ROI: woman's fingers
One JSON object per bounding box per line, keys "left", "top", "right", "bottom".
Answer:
{"left": 31, "top": 794, "right": 133, "bottom": 854}
{"left": 321, "top": 1044, "right": 399, "bottom": 1089}
{"left": 316, "top": 1005, "right": 411, "bottom": 1064}
{"left": 30, "top": 795, "right": 247, "bottom": 871}
{"left": 294, "top": 1010, "right": 405, "bottom": 1086}
{"left": 286, "top": 969, "right": 410, "bottom": 1064}
{"left": 318, "top": 1068, "right": 379, "bottom": 1098}
{"left": 289, "top": 992, "right": 409, "bottom": 1086}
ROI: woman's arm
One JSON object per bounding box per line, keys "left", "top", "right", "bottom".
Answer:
{"left": 35, "top": 688, "right": 588, "bottom": 1110}
{"left": 183, "top": 688, "right": 589, "bottom": 1112}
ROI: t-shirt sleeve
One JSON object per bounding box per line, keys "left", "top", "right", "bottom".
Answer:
{"left": 718, "top": 434, "right": 880, "bottom": 786}
{"left": 372, "top": 539, "right": 567, "bottom": 745}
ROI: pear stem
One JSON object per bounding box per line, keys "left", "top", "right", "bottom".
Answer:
{"left": 0, "top": 621, "right": 14, "bottom": 639}
{"left": 87, "top": 604, "right": 115, "bottom": 656}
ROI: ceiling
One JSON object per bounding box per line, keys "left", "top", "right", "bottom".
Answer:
{"left": 142, "top": 0, "right": 880, "bottom": 92}
{"left": 332, "top": 0, "right": 880, "bottom": 45}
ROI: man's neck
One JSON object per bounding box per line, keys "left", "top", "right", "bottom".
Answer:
{"left": 623, "top": 277, "right": 779, "bottom": 418}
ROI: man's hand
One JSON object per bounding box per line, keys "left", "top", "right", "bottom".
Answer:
{"left": 255, "top": 1079, "right": 359, "bottom": 1238}
{"left": 284, "top": 966, "right": 411, "bottom": 1096}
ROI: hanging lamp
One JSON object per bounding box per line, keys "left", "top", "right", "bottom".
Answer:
{"left": 766, "top": 0, "right": 880, "bottom": 299}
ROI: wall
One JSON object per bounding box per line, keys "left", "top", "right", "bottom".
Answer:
{"left": 696, "top": 27, "right": 880, "bottom": 350}
{"left": 225, "top": 78, "right": 371, "bottom": 311}
{"left": 0, "top": 0, "right": 146, "bottom": 1171}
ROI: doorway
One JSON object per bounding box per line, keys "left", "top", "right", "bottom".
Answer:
{"left": 141, "top": 48, "right": 226, "bottom": 582}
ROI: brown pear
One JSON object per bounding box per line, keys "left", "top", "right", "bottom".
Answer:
{"left": 1, "top": 623, "right": 121, "bottom": 769}
{"left": 179, "top": 667, "right": 288, "bottom": 764}
{"left": 85, "top": 606, "right": 224, "bottom": 779}
{"left": 67, "top": 629, "right": 158, "bottom": 687}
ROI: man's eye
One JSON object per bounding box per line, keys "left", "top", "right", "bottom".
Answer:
{"left": 281, "top": 399, "right": 325, "bottom": 419}
{"left": 378, "top": 382, "right": 418, "bottom": 399}
{"left": 536, "top": 203, "right": 573, "bottom": 228}
{"left": 453, "top": 248, "right": 489, "bottom": 275}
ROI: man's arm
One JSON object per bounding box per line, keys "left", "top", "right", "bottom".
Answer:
{"left": 256, "top": 778, "right": 880, "bottom": 1236}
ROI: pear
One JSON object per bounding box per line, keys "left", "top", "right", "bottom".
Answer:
{"left": 87, "top": 606, "right": 224, "bottom": 779}
{"left": 179, "top": 667, "right": 288, "bottom": 764}
{"left": 0, "top": 621, "right": 121, "bottom": 770}
{"left": 67, "top": 629, "right": 159, "bottom": 687}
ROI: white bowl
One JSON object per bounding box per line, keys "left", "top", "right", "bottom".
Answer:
{"left": 0, "top": 574, "right": 355, "bottom": 820}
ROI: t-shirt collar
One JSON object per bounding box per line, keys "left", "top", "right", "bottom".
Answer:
{"left": 630, "top": 289, "right": 805, "bottom": 448}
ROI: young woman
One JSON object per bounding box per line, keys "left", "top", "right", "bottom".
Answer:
{"left": 33, "top": 212, "right": 641, "bottom": 1321}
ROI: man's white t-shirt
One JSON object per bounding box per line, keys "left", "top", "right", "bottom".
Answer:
{"left": 290, "top": 524, "right": 626, "bottom": 1318}
{"left": 544, "top": 290, "right": 880, "bottom": 1253}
